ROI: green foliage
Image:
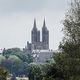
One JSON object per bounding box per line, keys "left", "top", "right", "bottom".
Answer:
{"left": 28, "top": 63, "right": 42, "bottom": 80}
{"left": 2, "top": 48, "right": 22, "bottom": 56}
{"left": 0, "top": 55, "right": 5, "bottom": 64}
{"left": 1, "top": 55, "right": 25, "bottom": 75}
{"left": 2, "top": 48, "right": 33, "bottom": 64}
{"left": 0, "top": 67, "right": 8, "bottom": 80}
{"left": 52, "top": 0, "right": 80, "bottom": 80}
{"left": 53, "top": 42, "right": 80, "bottom": 80}
{"left": 0, "top": 48, "right": 33, "bottom": 76}
{"left": 14, "top": 53, "right": 33, "bottom": 63}
{"left": 63, "top": 0, "right": 80, "bottom": 44}
{"left": 41, "top": 63, "right": 64, "bottom": 80}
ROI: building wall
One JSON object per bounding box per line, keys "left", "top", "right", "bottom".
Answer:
{"left": 32, "top": 50, "right": 53, "bottom": 63}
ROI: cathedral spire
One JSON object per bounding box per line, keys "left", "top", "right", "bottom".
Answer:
{"left": 31, "top": 19, "right": 38, "bottom": 44}
{"left": 42, "top": 19, "right": 48, "bottom": 31}
{"left": 34, "top": 19, "right": 37, "bottom": 28}
{"left": 32, "top": 19, "right": 37, "bottom": 31}
{"left": 43, "top": 19, "right": 46, "bottom": 27}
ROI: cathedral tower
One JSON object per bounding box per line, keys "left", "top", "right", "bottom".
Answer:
{"left": 31, "top": 19, "right": 38, "bottom": 44}
{"left": 31, "top": 19, "right": 49, "bottom": 50}
{"left": 42, "top": 19, "right": 49, "bottom": 49}
{"left": 31, "top": 19, "right": 40, "bottom": 43}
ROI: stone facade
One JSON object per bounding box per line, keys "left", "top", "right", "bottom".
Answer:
{"left": 32, "top": 50, "right": 53, "bottom": 63}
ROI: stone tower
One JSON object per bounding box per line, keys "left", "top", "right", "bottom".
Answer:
{"left": 31, "top": 19, "right": 49, "bottom": 50}
{"left": 42, "top": 19, "right": 49, "bottom": 49}
{"left": 31, "top": 19, "right": 40, "bottom": 49}
{"left": 31, "top": 19, "right": 40, "bottom": 44}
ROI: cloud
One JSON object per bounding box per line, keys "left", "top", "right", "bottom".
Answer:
{"left": 45, "top": 0, "right": 68, "bottom": 11}
{"left": 0, "top": 0, "right": 45, "bottom": 13}
{"left": 0, "top": 0, "right": 68, "bottom": 14}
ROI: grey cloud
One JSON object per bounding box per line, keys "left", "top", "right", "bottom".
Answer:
{"left": 0, "top": 0, "right": 68, "bottom": 14}
{"left": 45, "top": 0, "right": 68, "bottom": 11}
{"left": 0, "top": 0, "right": 45, "bottom": 13}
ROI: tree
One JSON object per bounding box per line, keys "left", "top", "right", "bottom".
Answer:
{"left": 41, "top": 62, "right": 64, "bottom": 80}
{"left": 15, "top": 53, "right": 33, "bottom": 63}
{"left": 2, "top": 48, "right": 22, "bottom": 56}
{"left": 53, "top": 0, "right": 80, "bottom": 80}
{"left": 28, "top": 63, "right": 42, "bottom": 80}
{"left": 1, "top": 55, "right": 24, "bottom": 76}
{"left": 63, "top": 0, "right": 80, "bottom": 44}
{"left": 0, "top": 67, "right": 8, "bottom": 80}
{"left": 1, "top": 48, "right": 33, "bottom": 76}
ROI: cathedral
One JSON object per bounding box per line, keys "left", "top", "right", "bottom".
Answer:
{"left": 27, "top": 19, "right": 49, "bottom": 51}
{"left": 25, "top": 19, "right": 53, "bottom": 63}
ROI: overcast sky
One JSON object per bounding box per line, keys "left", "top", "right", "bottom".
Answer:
{"left": 0, "top": 0, "right": 70, "bottom": 50}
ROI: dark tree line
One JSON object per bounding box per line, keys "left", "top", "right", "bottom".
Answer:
{"left": 0, "top": 48, "right": 33, "bottom": 77}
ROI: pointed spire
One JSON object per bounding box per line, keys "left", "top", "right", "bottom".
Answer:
{"left": 34, "top": 18, "right": 36, "bottom": 28}
{"left": 43, "top": 18, "right": 46, "bottom": 27}
{"left": 42, "top": 18, "right": 48, "bottom": 31}
{"left": 32, "top": 18, "right": 37, "bottom": 31}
